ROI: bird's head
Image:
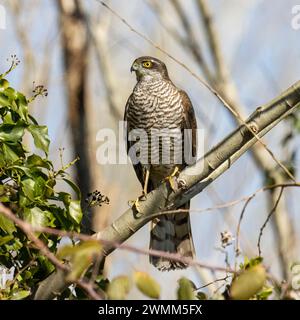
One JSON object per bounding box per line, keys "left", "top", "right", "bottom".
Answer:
{"left": 130, "top": 56, "right": 169, "bottom": 81}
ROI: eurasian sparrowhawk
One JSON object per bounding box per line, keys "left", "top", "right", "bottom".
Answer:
{"left": 124, "top": 56, "right": 197, "bottom": 271}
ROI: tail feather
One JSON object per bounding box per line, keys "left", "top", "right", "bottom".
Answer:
{"left": 149, "top": 201, "right": 195, "bottom": 271}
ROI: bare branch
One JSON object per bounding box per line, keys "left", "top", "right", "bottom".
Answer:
{"left": 257, "top": 187, "right": 284, "bottom": 257}
{"left": 235, "top": 195, "right": 255, "bottom": 259}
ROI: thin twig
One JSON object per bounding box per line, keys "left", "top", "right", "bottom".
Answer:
{"left": 0, "top": 203, "right": 234, "bottom": 274}
{"left": 195, "top": 275, "right": 231, "bottom": 291}
{"left": 235, "top": 194, "right": 255, "bottom": 258}
{"left": 257, "top": 187, "right": 284, "bottom": 256}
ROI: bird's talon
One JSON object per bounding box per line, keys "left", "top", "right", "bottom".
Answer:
{"left": 164, "top": 166, "right": 180, "bottom": 192}
{"left": 128, "top": 197, "right": 143, "bottom": 213}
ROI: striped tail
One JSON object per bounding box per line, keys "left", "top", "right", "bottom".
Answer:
{"left": 149, "top": 201, "right": 195, "bottom": 271}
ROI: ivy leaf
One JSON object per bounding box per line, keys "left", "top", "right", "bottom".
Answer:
{"left": 11, "top": 290, "right": 31, "bottom": 300}
{"left": 197, "top": 292, "right": 207, "bottom": 300}
{"left": 23, "top": 207, "right": 49, "bottom": 228}
{"left": 0, "top": 235, "right": 14, "bottom": 245}
{"left": 15, "top": 92, "right": 28, "bottom": 121}
{"left": 177, "top": 277, "right": 196, "bottom": 300}
{"left": 0, "top": 212, "right": 17, "bottom": 234}
{"left": 0, "top": 78, "right": 9, "bottom": 91}
{"left": 26, "top": 154, "right": 51, "bottom": 169}
{"left": 0, "top": 123, "right": 26, "bottom": 142}
{"left": 0, "top": 143, "right": 19, "bottom": 164}
{"left": 33, "top": 176, "right": 46, "bottom": 199}
{"left": 4, "top": 87, "right": 17, "bottom": 101}
{"left": 107, "top": 276, "right": 131, "bottom": 300}
{"left": 63, "top": 178, "right": 81, "bottom": 200}
{"left": 0, "top": 92, "right": 9, "bottom": 106}
{"left": 255, "top": 286, "right": 273, "bottom": 300}
{"left": 134, "top": 271, "right": 160, "bottom": 299}
{"left": 21, "top": 178, "right": 36, "bottom": 201}
{"left": 27, "top": 124, "right": 50, "bottom": 154}
{"left": 230, "top": 264, "right": 266, "bottom": 300}
{"left": 68, "top": 200, "right": 82, "bottom": 224}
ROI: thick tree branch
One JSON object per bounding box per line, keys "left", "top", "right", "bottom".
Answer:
{"left": 34, "top": 81, "right": 300, "bottom": 299}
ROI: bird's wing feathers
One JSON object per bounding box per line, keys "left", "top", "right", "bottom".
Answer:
{"left": 180, "top": 90, "right": 197, "bottom": 165}
{"left": 124, "top": 94, "right": 145, "bottom": 187}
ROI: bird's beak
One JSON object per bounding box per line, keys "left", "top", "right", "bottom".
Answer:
{"left": 130, "top": 62, "right": 138, "bottom": 73}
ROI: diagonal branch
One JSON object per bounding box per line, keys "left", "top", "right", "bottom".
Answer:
{"left": 96, "top": 81, "right": 300, "bottom": 256}
{"left": 34, "top": 81, "right": 300, "bottom": 299}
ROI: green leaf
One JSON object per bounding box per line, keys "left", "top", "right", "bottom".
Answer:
{"left": 63, "top": 178, "right": 81, "bottom": 200}
{"left": 0, "top": 92, "right": 9, "bottom": 106}
{"left": 0, "top": 79, "right": 9, "bottom": 90}
{"left": 57, "top": 192, "right": 72, "bottom": 205}
{"left": 37, "top": 255, "right": 55, "bottom": 275}
{"left": 107, "top": 276, "right": 131, "bottom": 300}
{"left": 68, "top": 200, "right": 82, "bottom": 224}
{"left": 0, "top": 212, "right": 17, "bottom": 234}
{"left": 255, "top": 286, "right": 273, "bottom": 300}
{"left": 26, "top": 154, "right": 51, "bottom": 169}
{"left": 27, "top": 124, "right": 50, "bottom": 154}
{"left": 230, "top": 264, "right": 266, "bottom": 300}
{"left": 33, "top": 176, "right": 46, "bottom": 198}
{"left": 23, "top": 207, "right": 49, "bottom": 228}
{"left": 197, "top": 292, "right": 207, "bottom": 300}
{"left": 1, "top": 142, "right": 25, "bottom": 164}
{"left": 0, "top": 143, "right": 19, "bottom": 164}
{"left": 0, "top": 235, "right": 14, "bottom": 245}
{"left": 4, "top": 87, "right": 17, "bottom": 100}
{"left": 0, "top": 123, "right": 26, "bottom": 142}
{"left": 57, "top": 240, "right": 102, "bottom": 282}
{"left": 177, "top": 277, "right": 196, "bottom": 300}
{"left": 21, "top": 178, "right": 36, "bottom": 200}
{"left": 11, "top": 290, "right": 31, "bottom": 300}
{"left": 134, "top": 271, "right": 160, "bottom": 299}
{"left": 15, "top": 92, "right": 28, "bottom": 121}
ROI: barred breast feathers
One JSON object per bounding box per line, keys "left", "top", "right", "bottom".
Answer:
{"left": 127, "top": 78, "right": 183, "bottom": 130}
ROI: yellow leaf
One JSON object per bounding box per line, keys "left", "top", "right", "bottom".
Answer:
{"left": 57, "top": 240, "right": 102, "bottom": 282}
{"left": 107, "top": 276, "right": 131, "bottom": 300}
{"left": 230, "top": 264, "right": 266, "bottom": 300}
{"left": 134, "top": 271, "right": 160, "bottom": 299}
{"left": 177, "top": 277, "right": 196, "bottom": 300}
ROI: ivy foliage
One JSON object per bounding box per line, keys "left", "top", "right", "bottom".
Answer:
{"left": 0, "top": 58, "right": 82, "bottom": 299}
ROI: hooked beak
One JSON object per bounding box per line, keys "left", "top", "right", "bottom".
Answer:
{"left": 130, "top": 62, "right": 138, "bottom": 73}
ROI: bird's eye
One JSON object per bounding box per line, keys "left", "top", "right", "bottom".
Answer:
{"left": 142, "top": 61, "right": 152, "bottom": 68}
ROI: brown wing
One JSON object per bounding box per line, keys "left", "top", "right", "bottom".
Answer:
{"left": 180, "top": 90, "right": 197, "bottom": 166}
{"left": 124, "top": 94, "right": 145, "bottom": 187}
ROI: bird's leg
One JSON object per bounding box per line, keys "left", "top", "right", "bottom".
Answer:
{"left": 143, "top": 168, "right": 150, "bottom": 195}
{"left": 164, "top": 166, "right": 180, "bottom": 191}
{"left": 128, "top": 168, "right": 150, "bottom": 213}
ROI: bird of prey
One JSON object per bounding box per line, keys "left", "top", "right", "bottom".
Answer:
{"left": 124, "top": 56, "right": 197, "bottom": 271}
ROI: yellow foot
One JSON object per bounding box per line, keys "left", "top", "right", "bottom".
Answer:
{"left": 128, "top": 194, "right": 146, "bottom": 213}
{"left": 164, "top": 166, "right": 180, "bottom": 191}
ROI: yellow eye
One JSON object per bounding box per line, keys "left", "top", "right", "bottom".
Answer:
{"left": 142, "top": 61, "right": 152, "bottom": 68}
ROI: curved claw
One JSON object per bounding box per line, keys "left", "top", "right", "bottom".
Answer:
{"left": 164, "top": 166, "right": 180, "bottom": 191}
{"left": 128, "top": 196, "right": 144, "bottom": 213}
